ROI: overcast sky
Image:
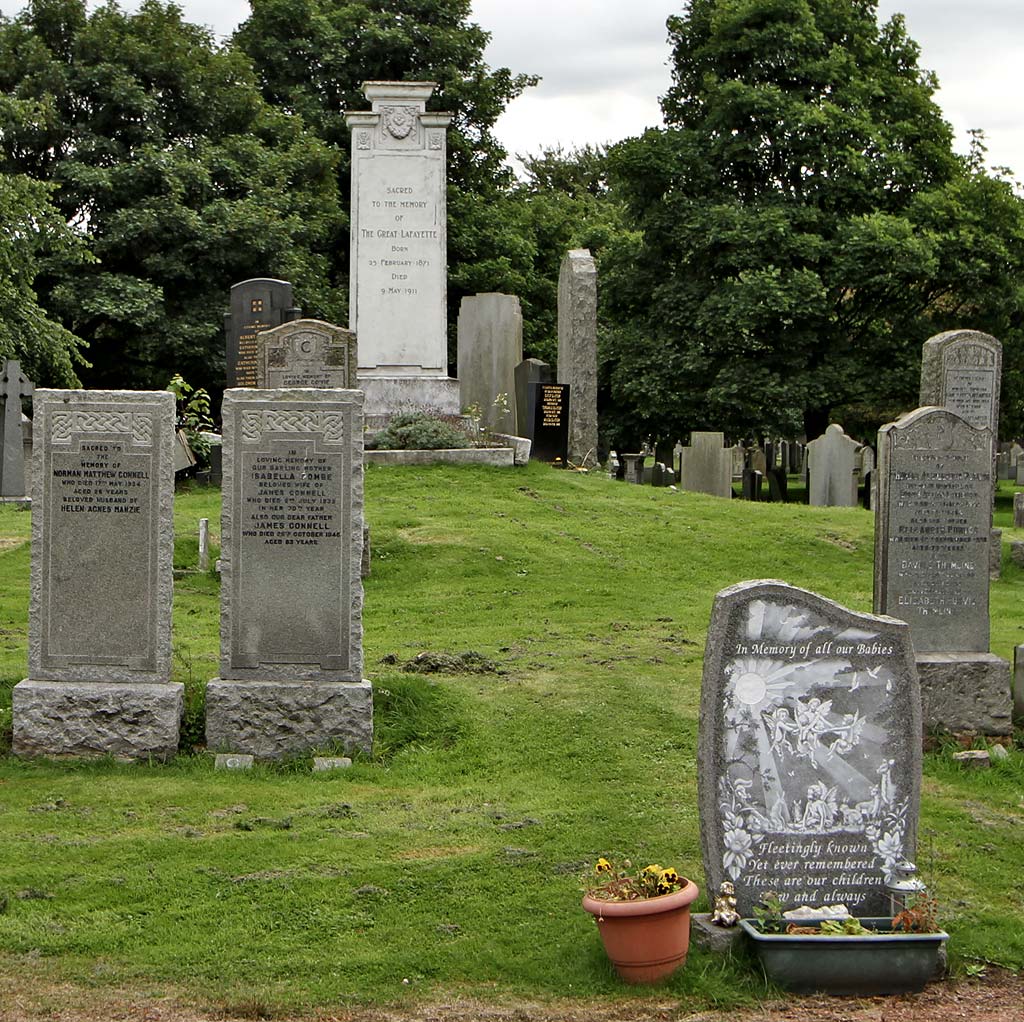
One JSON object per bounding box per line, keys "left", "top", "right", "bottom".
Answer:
{"left": 1, "top": 1, "right": 1020, "bottom": 180}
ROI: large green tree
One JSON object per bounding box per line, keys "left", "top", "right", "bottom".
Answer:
{"left": 0, "top": 0, "right": 343, "bottom": 393}
{"left": 234, "top": 0, "right": 538, "bottom": 364}
{"left": 603, "top": 0, "right": 1024, "bottom": 447}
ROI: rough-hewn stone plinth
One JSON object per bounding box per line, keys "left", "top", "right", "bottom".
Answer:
{"left": 915, "top": 653, "right": 1012, "bottom": 736}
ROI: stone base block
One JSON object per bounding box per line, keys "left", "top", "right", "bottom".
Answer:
{"left": 12, "top": 679, "right": 183, "bottom": 761}
{"left": 916, "top": 653, "right": 1012, "bottom": 735}
{"left": 691, "top": 913, "right": 744, "bottom": 954}
{"left": 205, "top": 680, "right": 373, "bottom": 761}
{"left": 358, "top": 375, "right": 460, "bottom": 417}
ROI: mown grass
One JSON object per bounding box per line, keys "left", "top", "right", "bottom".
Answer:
{"left": 0, "top": 464, "right": 1019, "bottom": 1013}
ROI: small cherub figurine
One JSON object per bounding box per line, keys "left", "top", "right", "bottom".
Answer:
{"left": 712, "top": 880, "right": 740, "bottom": 927}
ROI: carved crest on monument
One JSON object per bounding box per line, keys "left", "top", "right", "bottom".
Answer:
{"left": 382, "top": 105, "right": 416, "bottom": 139}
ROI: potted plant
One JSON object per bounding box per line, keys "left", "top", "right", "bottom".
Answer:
{"left": 739, "top": 890, "right": 949, "bottom": 995}
{"left": 581, "top": 858, "right": 700, "bottom": 984}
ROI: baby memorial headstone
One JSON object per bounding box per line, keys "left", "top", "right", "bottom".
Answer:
{"left": 205, "top": 388, "right": 372, "bottom": 758}
{"left": 13, "top": 390, "right": 180, "bottom": 759}
{"left": 699, "top": 579, "right": 921, "bottom": 917}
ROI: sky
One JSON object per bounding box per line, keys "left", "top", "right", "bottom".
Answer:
{"left": 0, "top": 0, "right": 1020, "bottom": 180}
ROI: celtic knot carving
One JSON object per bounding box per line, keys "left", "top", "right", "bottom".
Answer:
{"left": 240, "top": 409, "right": 345, "bottom": 443}
{"left": 51, "top": 410, "right": 154, "bottom": 446}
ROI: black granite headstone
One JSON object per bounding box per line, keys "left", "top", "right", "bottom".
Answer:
{"left": 767, "top": 466, "right": 789, "bottom": 503}
{"left": 515, "top": 359, "right": 553, "bottom": 441}
{"left": 742, "top": 468, "right": 763, "bottom": 501}
{"left": 530, "top": 382, "right": 569, "bottom": 464}
{"left": 224, "top": 279, "right": 302, "bottom": 388}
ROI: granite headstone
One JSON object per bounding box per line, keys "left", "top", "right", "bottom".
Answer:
{"left": 530, "top": 383, "right": 569, "bottom": 465}
{"left": 514, "top": 358, "right": 552, "bottom": 442}
{"left": 1, "top": 360, "right": 33, "bottom": 498}
{"left": 678, "top": 432, "right": 733, "bottom": 499}
{"left": 874, "top": 406, "right": 1011, "bottom": 734}
{"left": 13, "top": 390, "right": 180, "bottom": 759}
{"left": 699, "top": 579, "right": 921, "bottom": 917}
{"left": 457, "top": 293, "right": 523, "bottom": 434}
{"left": 205, "top": 388, "right": 372, "bottom": 759}
{"left": 256, "top": 319, "right": 357, "bottom": 390}
{"left": 806, "top": 424, "right": 860, "bottom": 507}
{"left": 557, "top": 249, "right": 598, "bottom": 468}
{"left": 224, "top": 279, "right": 301, "bottom": 388}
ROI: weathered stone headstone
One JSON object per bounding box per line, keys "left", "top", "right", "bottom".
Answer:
{"left": 1010, "top": 442, "right": 1023, "bottom": 468}
{"left": 529, "top": 383, "right": 569, "bottom": 464}
{"left": 699, "top": 579, "right": 922, "bottom": 917}
{"left": 749, "top": 447, "right": 767, "bottom": 476}
{"left": 457, "top": 293, "right": 523, "bottom": 434}
{"left": 256, "top": 319, "right": 357, "bottom": 390}
{"left": 766, "top": 466, "right": 788, "bottom": 503}
{"left": 346, "top": 81, "right": 458, "bottom": 416}
{"left": 514, "top": 358, "right": 552, "bottom": 442}
{"left": 875, "top": 406, "right": 1011, "bottom": 734}
{"left": 730, "top": 444, "right": 746, "bottom": 480}
{"left": 621, "top": 453, "right": 644, "bottom": 485}
{"left": 678, "top": 432, "right": 732, "bottom": 498}
{"left": 1, "top": 360, "right": 33, "bottom": 498}
{"left": 742, "top": 468, "right": 762, "bottom": 501}
{"left": 919, "top": 329, "right": 1002, "bottom": 435}
{"left": 557, "top": 249, "right": 598, "bottom": 468}
{"left": 996, "top": 451, "right": 1011, "bottom": 480}
{"left": 225, "top": 279, "right": 301, "bottom": 388}
{"left": 13, "top": 390, "right": 181, "bottom": 759}
{"left": 806, "top": 424, "right": 860, "bottom": 507}
{"left": 1016, "top": 460, "right": 1024, "bottom": 486}
{"left": 1014, "top": 492, "right": 1024, "bottom": 529}
{"left": 205, "top": 388, "right": 372, "bottom": 759}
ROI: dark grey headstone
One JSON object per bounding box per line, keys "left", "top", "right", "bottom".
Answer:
{"left": 699, "top": 580, "right": 921, "bottom": 917}
{"left": 874, "top": 407, "right": 992, "bottom": 654}
{"left": 256, "top": 319, "right": 357, "bottom": 390}
{"left": 514, "top": 359, "right": 552, "bottom": 442}
{"left": 766, "top": 466, "right": 788, "bottom": 503}
{"left": 742, "top": 468, "right": 762, "bottom": 501}
{"left": 530, "top": 383, "right": 569, "bottom": 465}
{"left": 1, "top": 360, "right": 33, "bottom": 497}
{"left": 224, "top": 279, "right": 301, "bottom": 388}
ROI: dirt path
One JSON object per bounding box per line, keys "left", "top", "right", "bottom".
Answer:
{"left": 1, "top": 971, "right": 1021, "bottom": 1022}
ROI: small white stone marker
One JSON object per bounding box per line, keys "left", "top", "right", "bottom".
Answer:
{"left": 215, "top": 753, "right": 254, "bottom": 771}
{"left": 198, "top": 518, "right": 210, "bottom": 572}
{"left": 313, "top": 756, "right": 352, "bottom": 772}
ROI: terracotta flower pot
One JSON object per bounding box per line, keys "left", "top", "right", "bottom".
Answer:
{"left": 582, "top": 879, "right": 700, "bottom": 983}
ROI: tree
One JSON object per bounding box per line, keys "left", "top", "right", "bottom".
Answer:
{"left": 0, "top": 0, "right": 343, "bottom": 393}
{"left": 0, "top": 169, "right": 89, "bottom": 385}
{"left": 234, "top": 0, "right": 538, "bottom": 364}
{"left": 603, "top": 0, "right": 1024, "bottom": 448}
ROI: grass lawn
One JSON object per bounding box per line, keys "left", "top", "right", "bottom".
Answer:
{"left": 0, "top": 464, "right": 1020, "bottom": 1015}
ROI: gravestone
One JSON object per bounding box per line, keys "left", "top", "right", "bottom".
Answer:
{"left": 651, "top": 462, "right": 665, "bottom": 487}
{"left": 1, "top": 360, "right": 33, "bottom": 498}
{"left": 742, "top": 469, "right": 762, "bottom": 501}
{"left": 699, "top": 579, "right": 921, "bottom": 917}
{"left": 875, "top": 406, "right": 1011, "bottom": 734}
{"left": 730, "top": 444, "right": 746, "bottom": 480}
{"left": 621, "top": 453, "right": 645, "bottom": 485}
{"left": 997, "top": 451, "right": 1011, "bottom": 480}
{"left": 766, "top": 466, "right": 788, "bottom": 503}
{"left": 1016, "top": 460, "right": 1024, "bottom": 486}
{"left": 919, "top": 329, "right": 1001, "bottom": 435}
{"left": 678, "top": 432, "right": 732, "bottom": 499}
{"left": 255, "top": 319, "right": 357, "bottom": 390}
{"left": 346, "top": 81, "right": 458, "bottom": 416}
{"left": 1010, "top": 442, "right": 1023, "bottom": 468}
{"left": 529, "top": 383, "right": 569, "bottom": 465}
{"left": 749, "top": 447, "right": 767, "bottom": 475}
{"left": 806, "top": 424, "right": 860, "bottom": 507}
{"left": 557, "top": 249, "right": 598, "bottom": 468}
{"left": 13, "top": 390, "right": 180, "bottom": 759}
{"left": 514, "top": 358, "right": 552, "bottom": 441}
{"left": 205, "top": 388, "right": 372, "bottom": 759}
{"left": 225, "top": 279, "right": 301, "bottom": 388}
{"left": 1014, "top": 493, "right": 1024, "bottom": 529}
{"left": 457, "top": 293, "right": 522, "bottom": 434}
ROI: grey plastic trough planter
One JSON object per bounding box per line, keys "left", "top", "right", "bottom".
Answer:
{"left": 739, "top": 918, "right": 949, "bottom": 996}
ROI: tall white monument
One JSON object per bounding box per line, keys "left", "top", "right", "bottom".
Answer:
{"left": 346, "top": 81, "right": 458, "bottom": 417}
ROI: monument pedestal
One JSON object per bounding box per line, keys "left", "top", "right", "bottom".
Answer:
{"left": 205, "top": 680, "right": 373, "bottom": 761}
{"left": 12, "top": 680, "right": 183, "bottom": 761}
{"left": 358, "top": 375, "right": 460, "bottom": 418}
{"left": 916, "top": 653, "right": 1012, "bottom": 735}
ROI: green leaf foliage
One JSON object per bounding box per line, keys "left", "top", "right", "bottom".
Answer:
{"left": 603, "top": 0, "right": 1024, "bottom": 447}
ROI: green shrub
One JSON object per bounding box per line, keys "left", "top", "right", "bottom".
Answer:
{"left": 370, "top": 413, "right": 471, "bottom": 450}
